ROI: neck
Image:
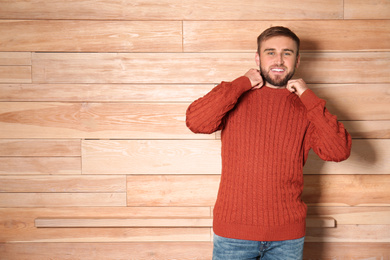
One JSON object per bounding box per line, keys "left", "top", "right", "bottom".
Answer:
{"left": 264, "top": 82, "right": 287, "bottom": 89}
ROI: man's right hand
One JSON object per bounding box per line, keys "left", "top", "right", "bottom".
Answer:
{"left": 244, "top": 69, "right": 263, "bottom": 90}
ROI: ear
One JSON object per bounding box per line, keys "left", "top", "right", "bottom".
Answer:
{"left": 295, "top": 54, "right": 301, "bottom": 69}
{"left": 255, "top": 52, "right": 260, "bottom": 67}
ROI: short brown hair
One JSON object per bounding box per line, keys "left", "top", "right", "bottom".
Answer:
{"left": 257, "top": 26, "right": 300, "bottom": 55}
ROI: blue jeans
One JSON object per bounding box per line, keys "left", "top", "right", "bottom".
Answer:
{"left": 212, "top": 234, "right": 304, "bottom": 260}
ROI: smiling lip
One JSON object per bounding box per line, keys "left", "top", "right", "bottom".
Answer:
{"left": 271, "top": 68, "right": 285, "bottom": 73}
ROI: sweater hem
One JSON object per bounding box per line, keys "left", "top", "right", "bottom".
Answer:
{"left": 213, "top": 220, "right": 306, "bottom": 242}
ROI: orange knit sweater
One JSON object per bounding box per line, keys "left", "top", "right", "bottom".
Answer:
{"left": 186, "top": 76, "right": 351, "bottom": 241}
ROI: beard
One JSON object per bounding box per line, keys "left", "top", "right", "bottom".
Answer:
{"left": 260, "top": 66, "right": 296, "bottom": 87}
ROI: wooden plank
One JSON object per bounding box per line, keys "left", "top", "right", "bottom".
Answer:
{"left": 1, "top": 104, "right": 387, "bottom": 140}
{"left": 302, "top": 175, "right": 390, "bottom": 207}
{"left": 83, "top": 140, "right": 389, "bottom": 175}
{"left": 0, "top": 52, "right": 31, "bottom": 65}
{"left": 1, "top": 242, "right": 389, "bottom": 260}
{"left": 1, "top": 84, "right": 388, "bottom": 117}
{"left": 0, "top": 193, "right": 126, "bottom": 207}
{"left": 0, "top": 157, "right": 81, "bottom": 175}
{"left": 32, "top": 52, "right": 390, "bottom": 84}
{"left": 0, "top": 0, "right": 343, "bottom": 20}
{"left": 306, "top": 225, "right": 390, "bottom": 243}
{"left": 0, "top": 139, "right": 80, "bottom": 156}
{"left": 127, "top": 175, "right": 220, "bottom": 207}
{"left": 126, "top": 175, "right": 390, "bottom": 207}
{"left": 0, "top": 175, "right": 126, "bottom": 192}
{"left": 0, "top": 207, "right": 211, "bottom": 222}
{"left": 345, "top": 0, "right": 390, "bottom": 19}
{"left": 0, "top": 242, "right": 214, "bottom": 260}
{"left": 82, "top": 140, "right": 221, "bottom": 175}
{"left": 307, "top": 206, "right": 390, "bottom": 225}
{"left": 1, "top": 227, "right": 211, "bottom": 243}
{"left": 0, "top": 102, "right": 206, "bottom": 139}
{"left": 0, "top": 83, "right": 214, "bottom": 102}
{"left": 304, "top": 242, "right": 390, "bottom": 259}
{"left": 34, "top": 216, "right": 333, "bottom": 228}
{"left": 0, "top": 66, "right": 31, "bottom": 83}
{"left": 305, "top": 217, "right": 335, "bottom": 228}
{"left": 341, "top": 120, "right": 390, "bottom": 139}
{"left": 184, "top": 20, "right": 390, "bottom": 52}
{"left": 303, "top": 139, "right": 390, "bottom": 175}
{"left": 310, "top": 84, "right": 390, "bottom": 121}
{"left": 0, "top": 207, "right": 212, "bottom": 242}
{"left": 35, "top": 218, "right": 213, "bottom": 228}
{"left": 0, "top": 20, "right": 182, "bottom": 52}
{"left": 296, "top": 52, "right": 390, "bottom": 84}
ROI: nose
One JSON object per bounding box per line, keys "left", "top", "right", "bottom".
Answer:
{"left": 276, "top": 53, "right": 284, "bottom": 65}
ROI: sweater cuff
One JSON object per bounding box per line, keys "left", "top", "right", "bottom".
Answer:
{"left": 300, "top": 89, "right": 325, "bottom": 110}
{"left": 231, "top": 76, "right": 253, "bottom": 94}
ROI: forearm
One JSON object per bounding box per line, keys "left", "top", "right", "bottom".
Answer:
{"left": 302, "top": 89, "right": 352, "bottom": 162}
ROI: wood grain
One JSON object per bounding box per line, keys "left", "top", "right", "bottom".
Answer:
{"left": 0, "top": 52, "right": 31, "bottom": 65}
{"left": 0, "top": 193, "right": 126, "bottom": 207}
{"left": 126, "top": 175, "right": 390, "bottom": 207}
{"left": 184, "top": 20, "right": 390, "bottom": 52}
{"left": 0, "top": 66, "right": 31, "bottom": 83}
{"left": 303, "top": 139, "right": 390, "bottom": 175}
{"left": 310, "top": 84, "right": 390, "bottom": 121}
{"left": 32, "top": 52, "right": 390, "bottom": 84}
{"left": 0, "top": 139, "right": 80, "bottom": 156}
{"left": 0, "top": 0, "right": 343, "bottom": 20}
{"left": 0, "top": 102, "right": 202, "bottom": 139}
{"left": 303, "top": 242, "right": 390, "bottom": 259}
{"left": 83, "top": 140, "right": 221, "bottom": 175}
{"left": 342, "top": 120, "right": 390, "bottom": 139}
{"left": 0, "top": 83, "right": 214, "bottom": 102}
{"left": 127, "top": 175, "right": 220, "bottom": 207}
{"left": 1, "top": 242, "right": 389, "bottom": 259}
{"left": 0, "top": 20, "right": 182, "bottom": 52}
{"left": 0, "top": 207, "right": 212, "bottom": 220}
{"left": 0, "top": 157, "right": 81, "bottom": 175}
{"left": 34, "top": 216, "right": 334, "bottom": 228}
{"left": 0, "top": 175, "right": 126, "bottom": 192}
{"left": 307, "top": 206, "right": 390, "bottom": 225}
{"left": 2, "top": 227, "right": 211, "bottom": 243}
{"left": 0, "top": 242, "right": 214, "bottom": 259}
{"left": 35, "top": 218, "right": 214, "bottom": 228}
{"left": 305, "top": 225, "right": 390, "bottom": 243}
{"left": 302, "top": 175, "right": 390, "bottom": 207}
{"left": 345, "top": 0, "right": 390, "bottom": 19}
{"left": 83, "top": 140, "right": 389, "bottom": 175}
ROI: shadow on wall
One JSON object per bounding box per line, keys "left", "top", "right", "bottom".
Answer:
{"left": 297, "top": 37, "right": 379, "bottom": 257}
{"left": 301, "top": 91, "right": 378, "bottom": 259}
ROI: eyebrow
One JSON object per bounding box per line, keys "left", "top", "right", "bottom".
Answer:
{"left": 263, "top": 48, "right": 295, "bottom": 53}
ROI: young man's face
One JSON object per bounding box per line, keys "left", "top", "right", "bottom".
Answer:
{"left": 256, "top": 36, "right": 300, "bottom": 88}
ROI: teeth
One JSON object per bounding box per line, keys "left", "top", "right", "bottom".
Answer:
{"left": 272, "top": 69, "right": 284, "bottom": 72}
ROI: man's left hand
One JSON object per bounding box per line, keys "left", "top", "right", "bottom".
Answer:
{"left": 286, "top": 79, "right": 308, "bottom": 97}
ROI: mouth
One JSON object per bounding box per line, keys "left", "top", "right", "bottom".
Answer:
{"left": 271, "top": 68, "right": 286, "bottom": 73}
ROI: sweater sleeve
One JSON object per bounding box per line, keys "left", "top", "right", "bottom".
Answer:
{"left": 301, "top": 89, "right": 352, "bottom": 162}
{"left": 186, "top": 76, "right": 252, "bottom": 134}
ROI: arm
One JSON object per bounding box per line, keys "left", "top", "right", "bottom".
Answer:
{"left": 186, "top": 69, "right": 263, "bottom": 134}
{"left": 288, "top": 79, "right": 352, "bottom": 162}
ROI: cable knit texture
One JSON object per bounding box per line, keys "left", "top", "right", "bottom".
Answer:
{"left": 186, "top": 76, "right": 351, "bottom": 241}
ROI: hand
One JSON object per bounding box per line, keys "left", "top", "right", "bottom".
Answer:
{"left": 244, "top": 69, "right": 263, "bottom": 90}
{"left": 286, "top": 78, "right": 308, "bottom": 97}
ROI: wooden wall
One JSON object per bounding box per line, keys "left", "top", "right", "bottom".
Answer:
{"left": 0, "top": 0, "right": 389, "bottom": 259}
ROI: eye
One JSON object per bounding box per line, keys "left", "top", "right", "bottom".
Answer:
{"left": 267, "top": 52, "right": 275, "bottom": 55}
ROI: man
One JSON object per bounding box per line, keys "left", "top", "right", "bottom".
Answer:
{"left": 186, "top": 26, "right": 351, "bottom": 259}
